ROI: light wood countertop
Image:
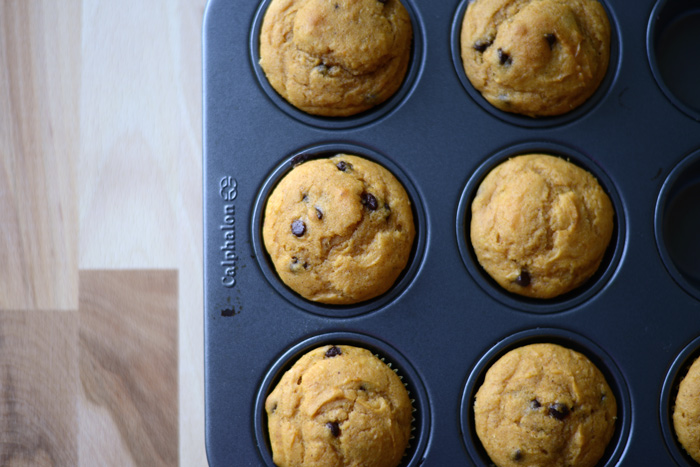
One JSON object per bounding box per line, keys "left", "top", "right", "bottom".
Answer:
{"left": 1, "top": 1, "right": 207, "bottom": 465}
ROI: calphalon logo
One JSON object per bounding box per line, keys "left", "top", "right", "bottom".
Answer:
{"left": 219, "top": 176, "right": 237, "bottom": 288}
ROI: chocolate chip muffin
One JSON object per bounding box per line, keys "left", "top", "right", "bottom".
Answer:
{"left": 673, "top": 356, "right": 700, "bottom": 463}
{"left": 265, "top": 344, "right": 414, "bottom": 467}
{"left": 470, "top": 154, "right": 614, "bottom": 299}
{"left": 460, "top": 0, "right": 611, "bottom": 117}
{"left": 259, "top": 0, "right": 413, "bottom": 117}
{"left": 262, "top": 154, "right": 415, "bottom": 304}
{"left": 474, "top": 343, "right": 617, "bottom": 467}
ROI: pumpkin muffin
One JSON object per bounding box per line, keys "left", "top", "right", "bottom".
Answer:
{"left": 470, "top": 154, "right": 614, "bottom": 299}
{"left": 474, "top": 343, "right": 617, "bottom": 467}
{"left": 460, "top": 0, "right": 611, "bottom": 117}
{"left": 259, "top": 0, "right": 413, "bottom": 116}
{"left": 266, "top": 344, "right": 413, "bottom": 467}
{"left": 263, "top": 154, "right": 415, "bottom": 304}
{"left": 673, "top": 356, "right": 700, "bottom": 463}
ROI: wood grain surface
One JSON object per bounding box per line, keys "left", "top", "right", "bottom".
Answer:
{"left": 0, "top": 0, "right": 80, "bottom": 311}
{"left": 1, "top": 1, "right": 207, "bottom": 465}
{"left": 80, "top": 271, "right": 178, "bottom": 467}
{"left": 0, "top": 310, "right": 78, "bottom": 466}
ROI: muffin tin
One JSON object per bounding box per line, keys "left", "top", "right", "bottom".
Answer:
{"left": 203, "top": 0, "right": 700, "bottom": 465}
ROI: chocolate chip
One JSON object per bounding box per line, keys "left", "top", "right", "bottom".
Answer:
{"left": 512, "top": 449, "right": 524, "bottom": 461}
{"left": 547, "top": 403, "right": 570, "bottom": 420}
{"left": 325, "top": 346, "right": 342, "bottom": 358}
{"left": 291, "top": 219, "right": 306, "bottom": 237}
{"left": 315, "top": 63, "right": 329, "bottom": 75}
{"left": 315, "top": 207, "right": 323, "bottom": 220}
{"left": 361, "top": 193, "right": 378, "bottom": 211}
{"left": 515, "top": 270, "right": 531, "bottom": 287}
{"left": 473, "top": 38, "right": 493, "bottom": 53}
{"left": 544, "top": 33, "right": 557, "bottom": 48}
{"left": 290, "top": 154, "right": 308, "bottom": 166}
{"left": 498, "top": 48, "right": 512, "bottom": 66}
{"left": 530, "top": 399, "right": 541, "bottom": 409}
{"left": 290, "top": 257, "right": 308, "bottom": 272}
{"left": 326, "top": 422, "right": 341, "bottom": 437}
{"left": 336, "top": 161, "right": 352, "bottom": 172}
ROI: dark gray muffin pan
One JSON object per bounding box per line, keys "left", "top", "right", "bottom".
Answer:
{"left": 203, "top": 0, "right": 700, "bottom": 465}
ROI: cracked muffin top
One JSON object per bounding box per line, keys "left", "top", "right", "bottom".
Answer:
{"left": 265, "top": 344, "right": 413, "bottom": 467}
{"left": 470, "top": 154, "right": 614, "bottom": 299}
{"left": 474, "top": 343, "right": 617, "bottom": 467}
{"left": 259, "top": 0, "right": 413, "bottom": 117}
{"left": 262, "top": 154, "right": 415, "bottom": 304}
{"left": 460, "top": 0, "right": 610, "bottom": 117}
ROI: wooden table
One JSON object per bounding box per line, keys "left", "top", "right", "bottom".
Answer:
{"left": 1, "top": 1, "right": 207, "bottom": 465}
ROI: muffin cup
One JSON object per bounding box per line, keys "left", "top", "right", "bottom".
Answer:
{"left": 655, "top": 148, "right": 700, "bottom": 301}
{"left": 456, "top": 141, "right": 625, "bottom": 313}
{"left": 450, "top": 0, "right": 620, "bottom": 128}
{"left": 250, "top": 0, "right": 426, "bottom": 130}
{"left": 460, "top": 328, "right": 631, "bottom": 467}
{"left": 252, "top": 143, "right": 427, "bottom": 317}
{"left": 647, "top": 0, "right": 700, "bottom": 121}
{"left": 661, "top": 335, "right": 700, "bottom": 466}
{"left": 254, "top": 332, "right": 430, "bottom": 467}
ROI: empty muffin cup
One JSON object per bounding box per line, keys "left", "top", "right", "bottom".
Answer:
{"left": 648, "top": 0, "right": 700, "bottom": 121}
{"left": 655, "top": 149, "right": 700, "bottom": 300}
